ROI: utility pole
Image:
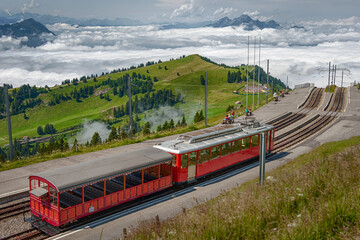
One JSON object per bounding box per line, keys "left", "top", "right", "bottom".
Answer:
{"left": 334, "top": 65, "right": 337, "bottom": 86}
{"left": 257, "top": 36, "right": 261, "bottom": 107}
{"left": 128, "top": 77, "right": 133, "bottom": 140}
{"left": 328, "top": 62, "right": 331, "bottom": 90}
{"left": 4, "top": 85, "right": 14, "bottom": 161}
{"left": 246, "top": 36, "right": 249, "bottom": 111}
{"left": 341, "top": 70, "right": 344, "bottom": 88}
{"left": 253, "top": 36, "right": 256, "bottom": 111}
{"left": 266, "top": 59, "right": 269, "bottom": 104}
{"left": 205, "top": 71, "right": 207, "bottom": 127}
{"left": 331, "top": 65, "right": 335, "bottom": 85}
{"left": 286, "top": 76, "right": 288, "bottom": 92}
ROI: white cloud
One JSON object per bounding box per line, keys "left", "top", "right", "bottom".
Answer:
{"left": 213, "top": 7, "right": 237, "bottom": 17}
{"left": 0, "top": 17, "right": 360, "bottom": 88}
{"left": 170, "top": 0, "right": 204, "bottom": 19}
{"left": 22, "top": 0, "right": 37, "bottom": 13}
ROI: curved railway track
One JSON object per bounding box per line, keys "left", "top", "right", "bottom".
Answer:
{"left": 1, "top": 87, "right": 346, "bottom": 240}
{"left": 272, "top": 87, "right": 345, "bottom": 153}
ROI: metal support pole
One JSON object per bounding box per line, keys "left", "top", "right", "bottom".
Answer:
{"left": 328, "top": 62, "right": 331, "bottom": 90}
{"left": 128, "top": 77, "right": 133, "bottom": 140}
{"left": 205, "top": 71, "right": 207, "bottom": 127}
{"left": 246, "top": 36, "right": 249, "bottom": 110}
{"left": 258, "top": 37, "right": 261, "bottom": 107}
{"left": 331, "top": 65, "right": 334, "bottom": 85}
{"left": 286, "top": 76, "right": 288, "bottom": 92}
{"left": 259, "top": 132, "right": 266, "bottom": 185}
{"left": 334, "top": 65, "right": 337, "bottom": 86}
{"left": 253, "top": 36, "right": 256, "bottom": 111}
{"left": 266, "top": 59, "right": 269, "bottom": 104}
{"left": 4, "top": 85, "right": 14, "bottom": 161}
{"left": 341, "top": 70, "right": 344, "bottom": 88}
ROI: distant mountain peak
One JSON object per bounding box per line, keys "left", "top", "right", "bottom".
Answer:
{"left": 0, "top": 18, "right": 54, "bottom": 47}
{"left": 208, "top": 14, "right": 280, "bottom": 30}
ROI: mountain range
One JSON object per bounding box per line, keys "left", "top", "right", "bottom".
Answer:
{"left": 207, "top": 15, "right": 280, "bottom": 30}
{"left": 0, "top": 18, "right": 54, "bottom": 47}
{"left": 161, "top": 15, "right": 280, "bottom": 30}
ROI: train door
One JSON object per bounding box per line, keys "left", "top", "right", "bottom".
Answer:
{"left": 188, "top": 151, "right": 197, "bottom": 181}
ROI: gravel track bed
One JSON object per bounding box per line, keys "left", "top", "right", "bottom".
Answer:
{"left": 0, "top": 197, "right": 32, "bottom": 239}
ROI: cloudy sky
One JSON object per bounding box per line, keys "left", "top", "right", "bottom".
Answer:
{"left": 0, "top": 0, "right": 359, "bottom": 88}
{"left": 1, "top": 0, "right": 359, "bottom": 22}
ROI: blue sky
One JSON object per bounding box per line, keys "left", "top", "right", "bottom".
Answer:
{"left": 1, "top": 0, "right": 359, "bottom": 23}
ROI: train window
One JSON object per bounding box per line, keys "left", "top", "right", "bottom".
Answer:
{"left": 189, "top": 152, "right": 197, "bottom": 166}
{"left": 233, "top": 140, "right": 241, "bottom": 152}
{"left": 222, "top": 142, "right": 231, "bottom": 156}
{"left": 31, "top": 179, "right": 38, "bottom": 189}
{"left": 198, "top": 149, "right": 210, "bottom": 164}
{"left": 210, "top": 145, "right": 221, "bottom": 160}
{"left": 172, "top": 154, "right": 177, "bottom": 167}
{"left": 251, "top": 135, "right": 259, "bottom": 147}
{"left": 181, "top": 154, "right": 188, "bottom": 169}
{"left": 242, "top": 137, "right": 250, "bottom": 150}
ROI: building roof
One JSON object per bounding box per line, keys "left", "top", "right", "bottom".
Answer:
{"left": 29, "top": 148, "right": 172, "bottom": 193}
{"left": 154, "top": 122, "right": 273, "bottom": 154}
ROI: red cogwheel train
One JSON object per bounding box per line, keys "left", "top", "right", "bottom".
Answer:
{"left": 29, "top": 122, "right": 274, "bottom": 227}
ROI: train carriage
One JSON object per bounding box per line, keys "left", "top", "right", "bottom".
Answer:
{"left": 29, "top": 149, "right": 173, "bottom": 226}
{"left": 29, "top": 120, "right": 274, "bottom": 227}
{"left": 154, "top": 122, "right": 274, "bottom": 183}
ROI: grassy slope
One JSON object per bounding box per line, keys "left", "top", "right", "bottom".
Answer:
{"left": 0, "top": 55, "right": 265, "bottom": 146}
{"left": 128, "top": 136, "right": 360, "bottom": 239}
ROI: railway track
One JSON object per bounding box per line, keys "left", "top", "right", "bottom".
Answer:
{"left": 0, "top": 200, "right": 30, "bottom": 221}
{"left": 271, "top": 87, "right": 345, "bottom": 153}
{"left": 0, "top": 228, "right": 46, "bottom": 240}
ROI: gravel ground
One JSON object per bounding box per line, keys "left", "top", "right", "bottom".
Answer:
{"left": 0, "top": 197, "right": 33, "bottom": 239}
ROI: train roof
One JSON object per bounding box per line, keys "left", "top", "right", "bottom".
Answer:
{"left": 154, "top": 121, "right": 273, "bottom": 154}
{"left": 29, "top": 148, "right": 172, "bottom": 193}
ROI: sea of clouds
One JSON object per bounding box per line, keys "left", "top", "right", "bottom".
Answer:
{"left": 0, "top": 17, "right": 359, "bottom": 88}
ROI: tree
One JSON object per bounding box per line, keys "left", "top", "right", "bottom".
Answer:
{"left": 181, "top": 115, "right": 187, "bottom": 126}
{"left": 157, "top": 124, "right": 162, "bottom": 133}
{"left": 44, "top": 123, "right": 50, "bottom": 134}
{"left": 169, "top": 119, "right": 175, "bottom": 129}
{"left": 162, "top": 121, "right": 169, "bottom": 131}
{"left": 90, "top": 132, "right": 102, "bottom": 146}
{"left": 108, "top": 127, "right": 118, "bottom": 142}
{"left": 72, "top": 138, "right": 79, "bottom": 152}
{"left": 37, "top": 126, "right": 44, "bottom": 135}
{"left": 200, "top": 75, "right": 205, "bottom": 85}
{"left": 194, "top": 110, "right": 204, "bottom": 123}
{"left": 143, "top": 121, "right": 151, "bottom": 135}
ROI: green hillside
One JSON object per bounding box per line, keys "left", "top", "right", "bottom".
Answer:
{"left": 0, "top": 54, "right": 284, "bottom": 147}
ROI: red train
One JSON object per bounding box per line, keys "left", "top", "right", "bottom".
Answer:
{"left": 29, "top": 122, "right": 274, "bottom": 227}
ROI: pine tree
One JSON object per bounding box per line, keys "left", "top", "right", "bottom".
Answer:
{"left": 157, "top": 124, "right": 162, "bottom": 132}
{"left": 200, "top": 75, "right": 205, "bottom": 85}
{"left": 90, "top": 132, "right": 102, "bottom": 146}
{"left": 162, "top": 121, "right": 169, "bottom": 131}
{"left": 143, "top": 121, "right": 151, "bottom": 135}
{"left": 73, "top": 138, "right": 78, "bottom": 152}
{"left": 181, "top": 115, "right": 187, "bottom": 126}
{"left": 108, "top": 127, "right": 118, "bottom": 142}
{"left": 37, "top": 126, "right": 44, "bottom": 135}
{"left": 169, "top": 119, "right": 175, "bottom": 129}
